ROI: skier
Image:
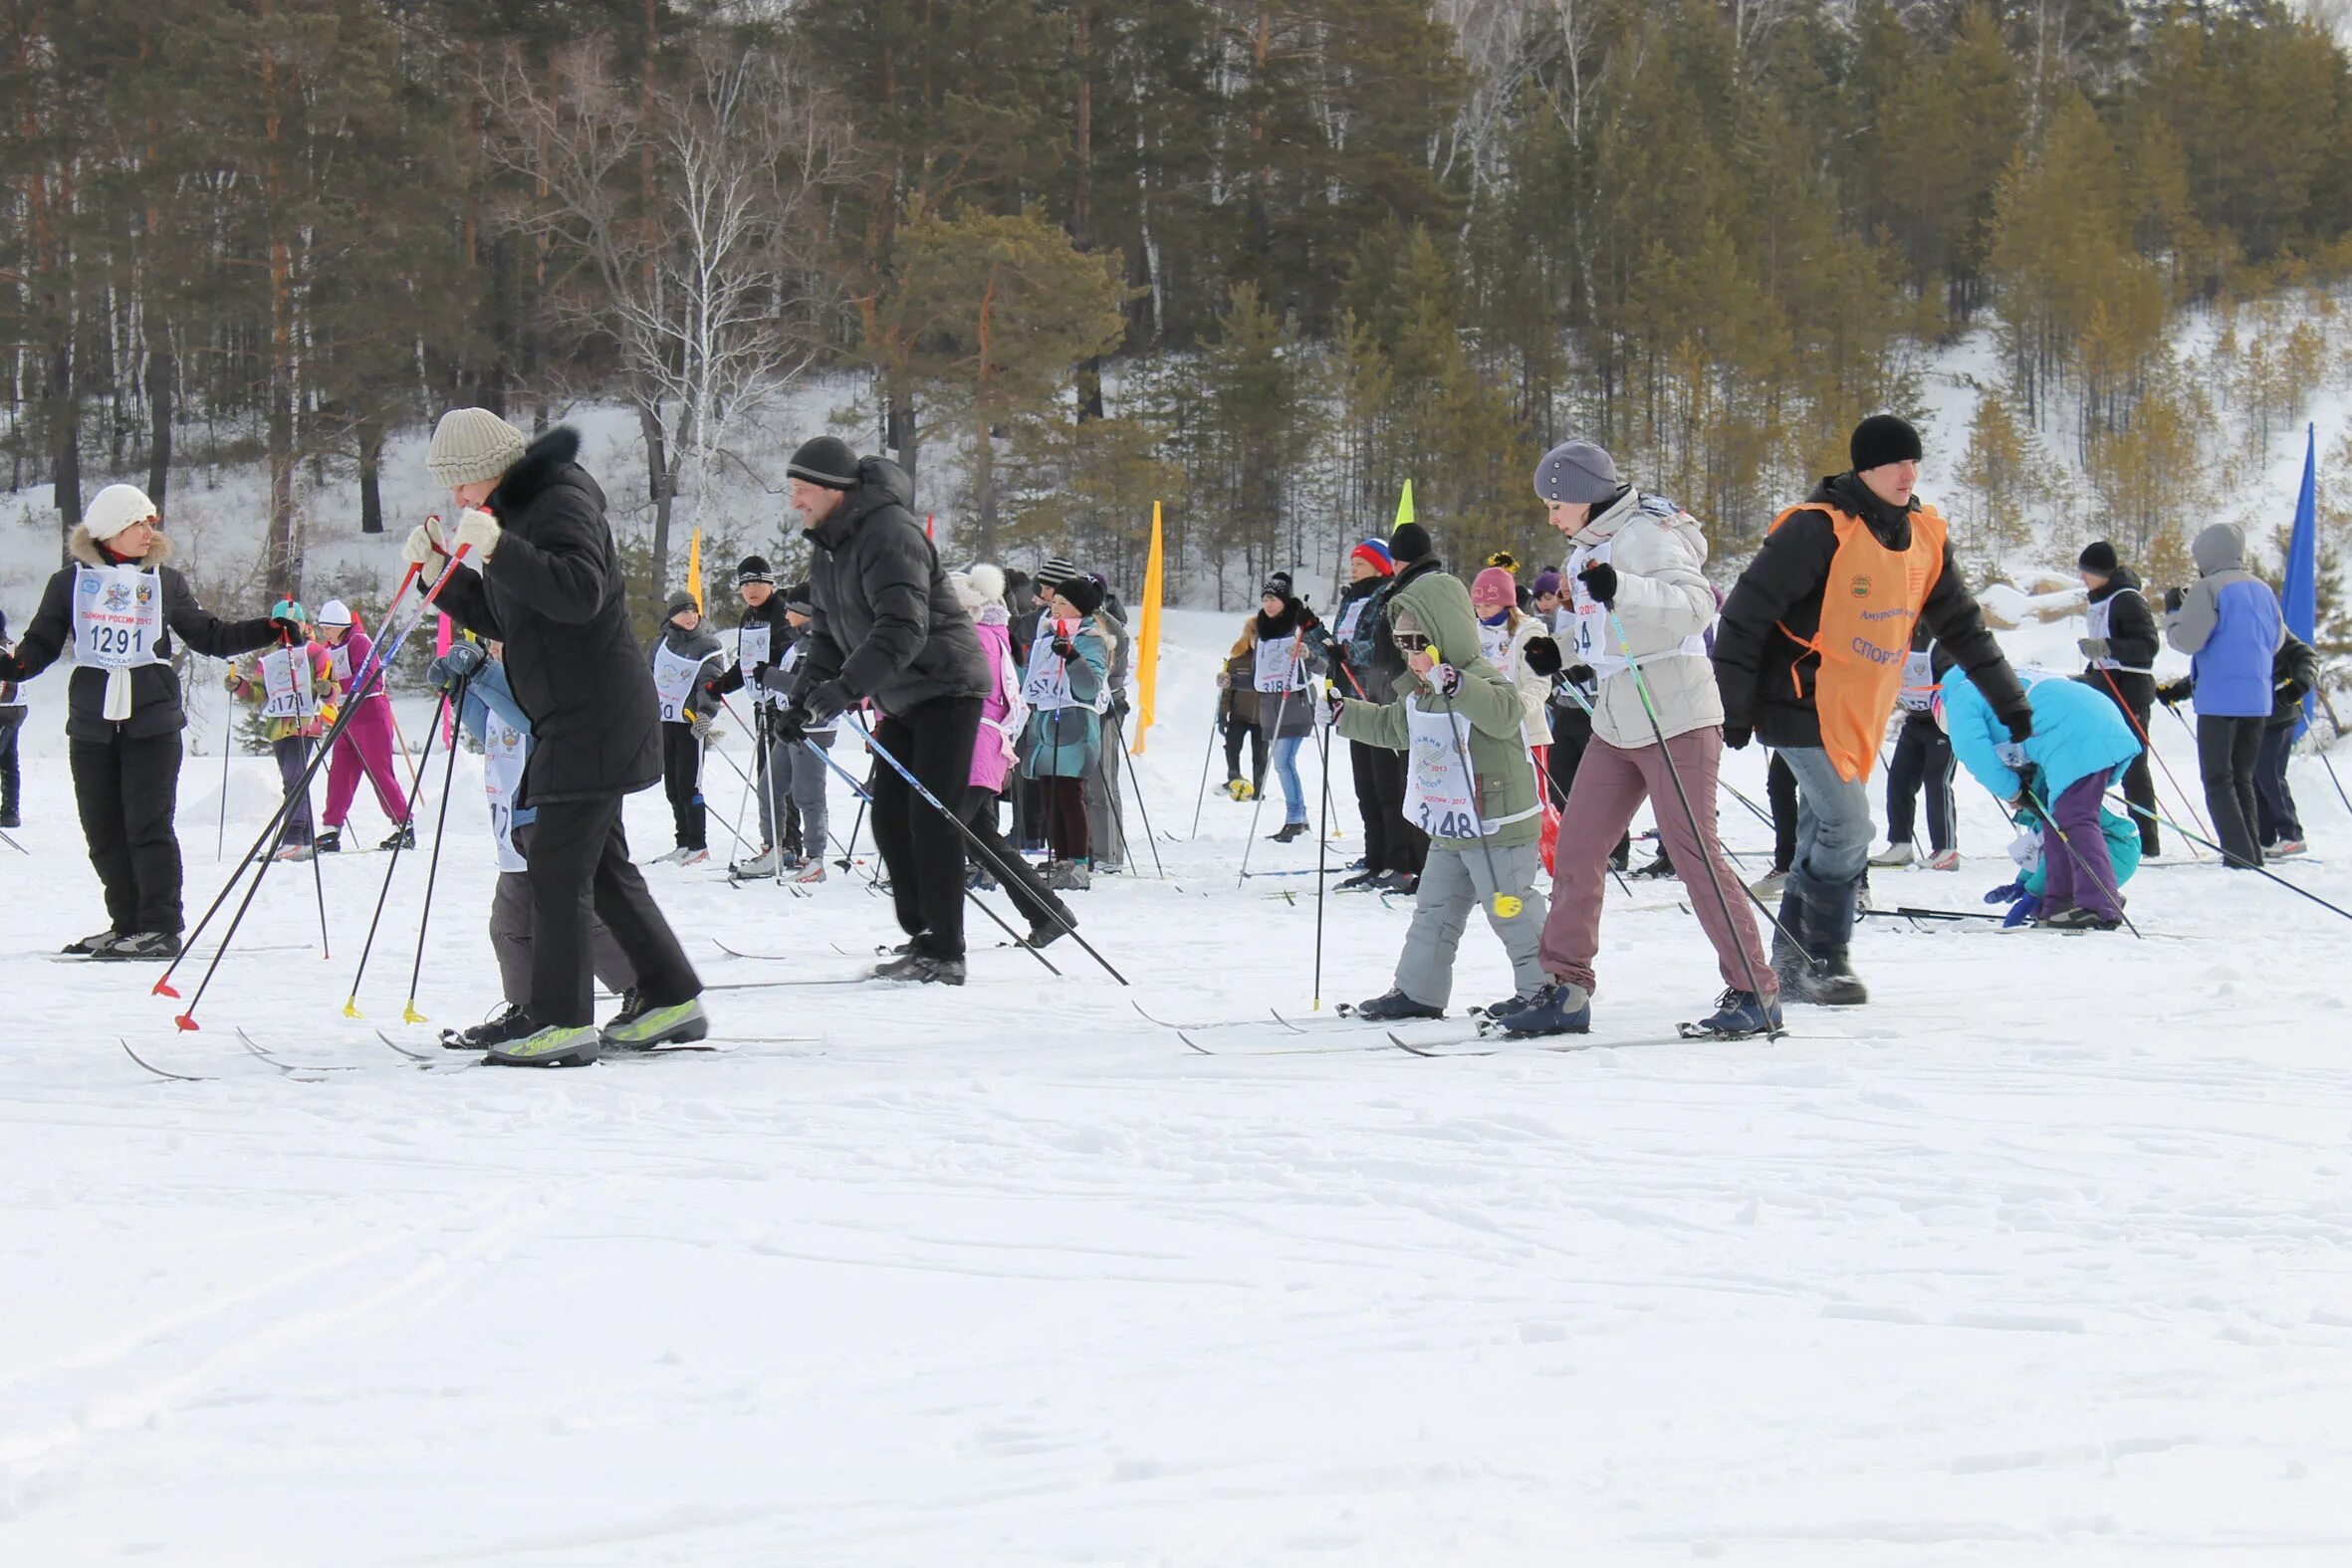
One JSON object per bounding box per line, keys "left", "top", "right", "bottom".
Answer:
{"left": 647, "top": 589, "right": 723, "bottom": 867}
{"left": 0, "top": 608, "right": 25, "bottom": 828}
{"left": 766, "top": 584, "right": 837, "bottom": 882}
{"left": 1018, "top": 571, "right": 1115, "bottom": 891}
{"left": 1248, "top": 573, "right": 1322, "bottom": 844}
{"left": 426, "top": 638, "right": 643, "bottom": 1052}
{"left": 1470, "top": 564, "right": 1553, "bottom": 752}
{"left": 1329, "top": 575, "right": 1548, "bottom": 1019}
{"left": 1008, "top": 558, "right": 1075, "bottom": 854}
{"left": 1869, "top": 627, "right": 1959, "bottom": 870}
{"left": 223, "top": 601, "right": 339, "bottom": 862}
{"left": 706, "top": 556, "right": 801, "bottom": 878}
{"left": 1328, "top": 538, "right": 1406, "bottom": 892}
{"left": 1495, "top": 441, "right": 1777, "bottom": 1039}
{"left": 1215, "top": 630, "right": 1267, "bottom": 800}
{"left": 406, "top": 409, "right": 706, "bottom": 1063}
{"left": 1362, "top": 521, "right": 1447, "bottom": 890}
{"left": 0, "top": 482, "right": 283, "bottom": 959}
{"left": 2075, "top": 541, "right": 2162, "bottom": 856}
{"left": 1085, "top": 576, "right": 1131, "bottom": 874}
{"left": 2257, "top": 629, "right": 2319, "bottom": 856}
{"left": 1939, "top": 667, "right": 2139, "bottom": 930}
{"left": 2161, "top": 522, "right": 2285, "bottom": 869}
{"left": 950, "top": 562, "right": 1073, "bottom": 943}
{"left": 311, "top": 599, "right": 414, "bottom": 853}
{"left": 778, "top": 435, "right": 992, "bottom": 986}
{"left": 1713, "top": 413, "right": 2031, "bottom": 1006}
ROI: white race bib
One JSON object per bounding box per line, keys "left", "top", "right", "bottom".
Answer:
{"left": 1405, "top": 704, "right": 1487, "bottom": 839}
{"left": 259, "top": 645, "right": 317, "bottom": 721}
{"left": 1334, "top": 596, "right": 1369, "bottom": 646}
{"left": 1898, "top": 647, "right": 1936, "bottom": 713}
{"left": 2085, "top": 591, "right": 2152, "bottom": 674}
{"left": 1478, "top": 620, "right": 1512, "bottom": 669}
{"left": 738, "top": 622, "right": 772, "bottom": 670}
{"left": 329, "top": 641, "right": 353, "bottom": 684}
{"left": 71, "top": 564, "right": 165, "bottom": 671}
{"left": 652, "top": 642, "right": 712, "bottom": 725}
{"left": 1253, "top": 635, "right": 1304, "bottom": 694}
{"left": 1563, "top": 538, "right": 1707, "bottom": 678}
{"left": 1022, "top": 624, "right": 1087, "bottom": 712}
{"left": 482, "top": 715, "right": 530, "bottom": 874}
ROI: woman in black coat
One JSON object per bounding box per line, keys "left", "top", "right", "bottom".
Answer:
{"left": 408, "top": 412, "right": 704, "bottom": 1065}
{"left": 0, "top": 483, "right": 281, "bottom": 959}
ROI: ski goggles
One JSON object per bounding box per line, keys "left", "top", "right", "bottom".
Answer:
{"left": 1390, "top": 631, "right": 1434, "bottom": 654}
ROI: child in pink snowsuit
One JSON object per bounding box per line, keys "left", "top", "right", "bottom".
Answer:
{"left": 314, "top": 599, "right": 412, "bottom": 850}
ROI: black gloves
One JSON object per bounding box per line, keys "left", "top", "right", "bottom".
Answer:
{"left": 2011, "top": 762, "right": 2043, "bottom": 812}
{"left": 2280, "top": 679, "right": 2311, "bottom": 705}
{"left": 2001, "top": 707, "right": 2034, "bottom": 746}
{"left": 1577, "top": 560, "right": 1618, "bottom": 608}
{"left": 1523, "top": 635, "right": 1563, "bottom": 677}
{"left": 270, "top": 614, "right": 305, "bottom": 639}
{"left": 1722, "top": 722, "right": 1752, "bottom": 751}
{"left": 773, "top": 704, "right": 812, "bottom": 744}
{"left": 2164, "top": 586, "right": 2186, "bottom": 613}
{"left": 1052, "top": 634, "right": 1078, "bottom": 661}
{"left": 2156, "top": 679, "right": 2191, "bottom": 708}
{"left": 803, "top": 681, "right": 848, "bottom": 727}
{"left": 1564, "top": 663, "right": 1595, "bottom": 687}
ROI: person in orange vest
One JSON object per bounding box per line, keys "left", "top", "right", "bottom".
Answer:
{"left": 1713, "top": 414, "right": 2031, "bottom": 1007}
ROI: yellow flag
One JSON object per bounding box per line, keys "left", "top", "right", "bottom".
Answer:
{"left": 1395, "top": 479, "right": 1415, "bottom": 528}
{"left": 686, "top": 528, "right": 704, "bottom": 611}
{"left": 1132, "top": 501, "right": 1165, "bottom": 755}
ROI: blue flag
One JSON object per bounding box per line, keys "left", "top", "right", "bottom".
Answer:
{"left": 2283, "top": 423, "right": 2318, "bottom": 740}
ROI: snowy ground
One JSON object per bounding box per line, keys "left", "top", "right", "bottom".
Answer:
{"left": 6, "top": 609, "right": 2352, "bottom": 1564}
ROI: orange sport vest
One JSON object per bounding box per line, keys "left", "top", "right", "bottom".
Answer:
{"left": 1766, "top": 500, "right": 1947, "bottom": 783}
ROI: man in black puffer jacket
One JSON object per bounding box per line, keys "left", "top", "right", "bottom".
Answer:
{"left": 779, "top": 436, "right": 992, "bottom": 985}
{"left": 407, "top": 411, "right": 704, "bottom": 1066}
{"left": 2074, "top": 541, "right": 2161, "bottom": 856}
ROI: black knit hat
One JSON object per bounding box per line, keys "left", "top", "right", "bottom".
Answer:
{"left": 787, "top": 436, "right": 859, "bottom": 491}
{"left": 1849, "top": 413, "right": 1924, "bottom": 473}
{"left": 736, "top": 555, "right": 775, "bottom": 585}
{"left": 1057, "top": 572, "right": 1105, "bottom": 617}
{"left": 1261, "top": 571, "right": 1294, "bottom": 601}
{"left": 1389, "top": 522, "right": 1433, "bottom": 566}
{"left": 2078, "top": 541, "right": 2119, "bottom": 574}
{"left": 664, "top": 589, "right": 699, "bottom": 621}
{"left": 782, "top": 581, "right": 817, "bottom": 616}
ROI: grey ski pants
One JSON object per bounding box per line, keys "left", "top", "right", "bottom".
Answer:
{"left": 1391, "top": 839, "right": 1548, "bottom": 1008}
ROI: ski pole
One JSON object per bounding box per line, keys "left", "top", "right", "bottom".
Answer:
{"left": 1189, "top": 710, "right": 1219, "bottom": 838}
{"left": 217, "top": 665, "right": 233, "bottom": 861}
{"left": 0, "top": 825, "right": 26, "bottom": 855}
{"left": 2108, "top": 788, "right": 2352, "bottom": 924}
{"left": 834, "top": 713, "right": 1137, "bottom": 985}
{"left": 799, "top": 721, "right": 1065, "bottom": 977}
{"left": 1859, "top": 904, "right": 2005, "bottom": 923}
{"left": 288, "top": 639, "right": 331, "bottom": 963}
{"left": 1601, "top": 608, "right": 1781, "bottom": 1027}
{"left": 1114, "top": 715, "right": 1167, "bottom": 877}
{"left": 1311, "top": 697, "right": 1332, "bottom": 1009}
{"left": 399, "top": 670, "right": 472, "bottom": 1023}
{"left": 2099, "top": 667, "right": 2209, "bottom": 856}
{"left": 160, "top": 548, "right": 469, "bottom": 1018}
{"left": 1431, "top": 682, "right": 1524, "bottom": 921}
{"left": 344, "top": 684, "right": 452, "bottom": 1017}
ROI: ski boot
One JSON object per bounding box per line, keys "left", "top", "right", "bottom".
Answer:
{"left": 442, "top": 1003, "right": 533, "bottom": 1051}
{"left": 873, "top": 950, "right": 966, "bottom": 986}
{"left": 484, "top": 1022, "right": 600, "bottom": 1068}
{"left": 379, "top": 822, "right": 416, "bottom": 852}
{"left": 1334, "top": 868, "right": 1382, "bottom": 893}
{"left": 1490, "top": 981, "right": 1591, "bottom": 1037}
{"left": 732, "top": 845, "right": 781, "bottom": 878}
{"left": 94, "top": 930, "right": 182, "bottom": 962}
{"left": 1340, "top": 988, "right": 1443, "bottom": 1022}
{"left": 602, "top": 998, "right": 709, "bottom": 1050}
{"left": 1681, "top": 989, "right": 1783, "bottom": 1039}
{"left": 1867, "top": 840, "right": 1916, "bottom": 868}
{"left": 62, "top": 927, "right": 119, "bottom": 957}
{"left": 1269, "top": 821, "right": 1307, "bottom": 844}
{"left": 1926, "top": 847, "right": 1960, "bottom": 871}
{"left": 313, "top": 828, "right": 342, "bottom": 854}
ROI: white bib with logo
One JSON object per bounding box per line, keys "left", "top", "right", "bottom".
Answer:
{"left": 1897, "top": 646, "right": 1936, "bottom": 713}
{"left": 738, "top": 622, "right": 772, "bottom": 671}
{"left": 2085, "top": 590, "right": 2153, "bottom": 674}
{"left": 652, "top": 642, "right": 711, "bottom": 724}
{"left": 1023, "top": 622, "right": 1103, "bottom": 713}
{"left": 1563, "top": 538, "right": 1708, "bottom": 678}
{"left": 1253, "top": 635, "right": 1305, "bottom": 694}
{"left": 481, "top": 715, "right": 530, "bottom": 874}
{"left": 71, "top": 564, "right": 166, "bottom": 670}
{"left": 1403, "top": 704, "right": 1531, "bottom": 840}
{"left": 259, "top": 645, "right": 317, "bottom": 721}
{"left": 1333, "top": 596, "right": 1369, "bottom": 646}
{"left": 329, "top": 641, "right": 353, "bottom": 684}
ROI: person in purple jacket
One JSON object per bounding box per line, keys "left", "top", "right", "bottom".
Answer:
{"left": 2159, "top": 522, "right": 2284, "bottom": 869}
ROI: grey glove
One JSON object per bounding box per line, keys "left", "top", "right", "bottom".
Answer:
{"left": 2078, "top": 637, "right": 2110, "bottom": 660}
{"left": 690, "top": 712, "right": 722, "bottom": 744}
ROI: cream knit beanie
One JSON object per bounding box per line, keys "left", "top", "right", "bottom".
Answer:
{"left": 426, "top": 408, "right": 527, "bottom": 488}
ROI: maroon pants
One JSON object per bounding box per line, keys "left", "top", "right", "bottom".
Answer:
{"left": 1537, "top": 726, "right": 1773, "bottom": 999}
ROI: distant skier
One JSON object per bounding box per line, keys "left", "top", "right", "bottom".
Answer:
{"left": 1713, "top": 414, "right": 2030, "bottom": 1007}
{"left": 1018, "top": 571, "right": 1116, "bottom": 891}
{"left": 950, "top": 562, "right": 1072, "bottom": 943}
{"left": 223, "top": 600, "right": 339, "bottom": 862}
{"left": 647, "top": 590, "right": 723, "bottom": 867}
{"left": 311, "top": 599, "right": 413, "bottom": 853}
{"left": 0, "top": 483, "right": 283, "bottom": 960}
{"left": 2257, "top": 629, "right": 2319, "bottom": 856}
{"left": 706, "top": 556, "right": 802, "bottom": 877}
{"left": 2074, "top": 542, "right": 2161, "bottom": 856}
{"left": 1246, "top": 573, "right": 1322, "bottom": 845}
{"left": 1869, "top": 627, "right": 1959, "bottom": 871}
{"left": 1329, "top": 538, "right": 1410, "bottom": 893}
{"left": 1, "top": 608, "right": 27, "bottom": 828}
{"left": 2161, "top": 522, "right": 2285, "bottom": 869}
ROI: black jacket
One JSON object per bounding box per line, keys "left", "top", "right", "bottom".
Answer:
{"left": 1714, "top": 473, "right": 2028, "bottom": 748}
{"left": 432, "top": 427, "right": 662, "bottom": 805}
{"left": 792, "top": 458, "right": 989, "bottom": 718}
{"left": 707, "top": 593, "right": 795, "bottom": 704}
{"left": 1, "top": 528, "right": 275, "bottom": 742}
{"left": 1, "top": 608, "right": 22, "bottom": 708}
{"left": 1250, "top": 596, "right": 1324, "bottom": 739}
{"left": 1326, "top": 574, "right": 1387, "bottom": 700}
{"left": 2270, "top": 630, "right": 2321, "bottom": 729}
{"left": 2082, "top": 566, "right": 2159, "bottom": 707}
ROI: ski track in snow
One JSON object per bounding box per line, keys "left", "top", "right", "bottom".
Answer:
{"left": 4, "top": 611, "right": 2352, "bottom": 1563}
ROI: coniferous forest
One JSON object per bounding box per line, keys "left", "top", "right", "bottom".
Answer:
{"left": 10, "top": 1, "right": 2352, "bottom": 609}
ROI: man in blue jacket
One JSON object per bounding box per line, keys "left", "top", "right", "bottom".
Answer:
{"left": 2159, "top": 523, "right": 2284, "bottom": 869}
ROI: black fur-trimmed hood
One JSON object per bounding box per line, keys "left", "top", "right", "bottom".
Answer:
{"left": 487, "top": 426, "right": 585, "bottom": 518}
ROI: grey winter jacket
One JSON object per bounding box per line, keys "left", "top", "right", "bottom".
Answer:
{"left": 1557, "top": 490, "right": 1723, "bottom": 749}
{"left": 0, "top": 528, "right": 276, "bottom": 743}
{"left": 792, "top": 458, "right": 990, "bottom": 718}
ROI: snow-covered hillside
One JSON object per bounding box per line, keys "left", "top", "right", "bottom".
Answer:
{"left": 3, "top": 607, "right": 2351, "bottom": 1562}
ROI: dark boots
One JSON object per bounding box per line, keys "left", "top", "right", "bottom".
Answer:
{"left": 1775, "top": 876, "right": 1868, "bottom": 1008}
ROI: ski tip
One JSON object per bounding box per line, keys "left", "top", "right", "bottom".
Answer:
{"left": 1176, "top": 1032, "right": 1214, "bottom": 1056}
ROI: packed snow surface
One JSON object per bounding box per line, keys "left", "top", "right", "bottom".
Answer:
{"left": 4, "top": 610, "right": 2352, "bottom": 1564}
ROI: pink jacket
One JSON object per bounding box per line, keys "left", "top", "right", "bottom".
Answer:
{"left": 970, "top": 613, "right": 1018, "bottom": 794}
